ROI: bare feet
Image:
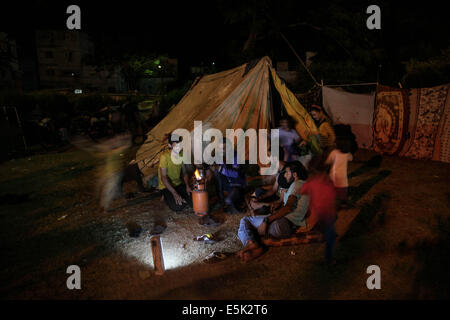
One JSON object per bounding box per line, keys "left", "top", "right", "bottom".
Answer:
{"left": 236, "top": 241, "right": 258, "bottom": 259}
{"left": 236, "top": 241, "right": 266, "bottom": 262}
{"left": 241, "top": 246, "right": 265, "bottom": 263}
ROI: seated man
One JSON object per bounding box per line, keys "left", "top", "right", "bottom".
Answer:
{"left": 237, "top": 162, "right": 310, "bottom": 262}
{"left": 158, "top": 132, "right": 192, "bottom": 212}
{"left": 212, "top": 138, "right": 246, "bottom": 214}
{"left": 247, "top": 154, "right": 292, "bottom": 215}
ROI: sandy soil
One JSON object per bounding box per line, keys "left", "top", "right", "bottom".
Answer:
{"left": 0, "top": 148, "right": 449, "bottom": 299}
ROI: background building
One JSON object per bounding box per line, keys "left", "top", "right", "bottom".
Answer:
{"left": 0, "top": 32, "right": 23, "bottom": 90}
{"left": 36, "top": 30, "right": 125, "bottom": 92}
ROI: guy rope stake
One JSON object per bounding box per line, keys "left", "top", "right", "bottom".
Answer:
{"left": 150, "top": 235, "right": 165, "bottom": 275}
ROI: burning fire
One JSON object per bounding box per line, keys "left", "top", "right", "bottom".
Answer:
{"left": 194, "top": 169, "right": 202, "bottom": 180}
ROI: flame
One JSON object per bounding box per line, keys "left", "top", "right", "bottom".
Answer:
{"left": 194, "top": 169, "right": 201, "bottom": 180}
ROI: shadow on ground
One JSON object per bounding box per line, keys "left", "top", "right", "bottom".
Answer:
{"left": 412, "top": 213, "right": 450, "bottom": 299}
{"left": 348, "top": 170, "right": 391, "bottom": 204}
{"left": 348, "top": 155, "right": 383, "bottom": 179}
{"left": 289, "top": 192, "right": 392, "bottom": 299}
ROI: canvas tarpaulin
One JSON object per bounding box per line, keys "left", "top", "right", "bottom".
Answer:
{"left": 269, "top": 68, "right": 318, "bottom": 141}
{"left": 134, "top": 56, "right": 318, "bottom": 180}
{"left": 322, "top": 86, "right": 375, "bottom": 149}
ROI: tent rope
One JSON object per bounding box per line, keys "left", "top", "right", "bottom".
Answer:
{"left": 262, "top": 9, "right": 319, "bottom": 86}
{"left": 279, "top": 32, "right": 320, "bottom": 86}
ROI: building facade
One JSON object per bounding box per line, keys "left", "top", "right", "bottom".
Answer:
{"left": 36, "top": 30, "right": 125, "bottom": 92}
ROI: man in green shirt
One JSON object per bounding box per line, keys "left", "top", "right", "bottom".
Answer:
{"left": 158, "top": 132, "right": 192, "bottom": 211}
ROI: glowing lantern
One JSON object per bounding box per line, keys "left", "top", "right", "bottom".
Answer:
{"left": 192, "top": 169, "right": 208, "bottom": 216}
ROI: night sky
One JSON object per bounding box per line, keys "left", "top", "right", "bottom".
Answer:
{"left": 1, "top": 0, "right": 449, "bottom": 78}
{"left": 2, "top": 1, "right": 228, "bottom": 63}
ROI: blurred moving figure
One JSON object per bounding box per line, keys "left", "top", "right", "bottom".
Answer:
{"left": 326, "top": 137, "right": 353, "bottom": 207}
{"left": 71, "top": 133, "right": 143, "bottom": 211}
{"left": 300, "top": 155, "right": 337, "bottom": 265}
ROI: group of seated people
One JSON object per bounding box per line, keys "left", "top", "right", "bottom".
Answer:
{"left": 157, "top": 134, "right": 247, "bottom": 225}
{"left": 156, "top": 104, "right": 352, "bottom": 264}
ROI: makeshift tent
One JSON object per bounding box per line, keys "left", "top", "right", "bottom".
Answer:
{"left": 134, "top": 56, "right": 319, "bottom": 180}
{"left": 373, "top": 83, "right": 450, "bottom": 163}
{"left": 322, "top": 86, "right": 375, "bottom": 149}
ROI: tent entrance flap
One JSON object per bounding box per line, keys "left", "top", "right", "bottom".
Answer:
{"left": 269, "top": 67, "right": 318, "bottom": 141}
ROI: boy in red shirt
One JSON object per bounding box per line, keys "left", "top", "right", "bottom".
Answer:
{"left": 300, "top": 155, "right": 337, "bottom": 265}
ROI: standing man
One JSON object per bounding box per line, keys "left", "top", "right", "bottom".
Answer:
{"left": 310, "top": 105, "right": 336, "bottom": 152}
{"left": 300, "top": 155, "right": 337, "bottom": 265}
{"left": 158, "top": 132, "right": 192, "bottom": 212}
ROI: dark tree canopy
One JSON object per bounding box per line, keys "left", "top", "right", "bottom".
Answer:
{"left": 2, "top": 0, "right": 449, "bottom": 90}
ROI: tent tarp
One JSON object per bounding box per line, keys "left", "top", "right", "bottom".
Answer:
{"left": 134, "top": 56, "right": 317, "bottom": 179}
{"left": 322, "top": 86, "right": 375, "bottom": 149}
{"left": 270, "top": 68, "right": 318, "bottom": 140}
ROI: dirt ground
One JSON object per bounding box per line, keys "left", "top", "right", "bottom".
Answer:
{"left": 0, "top": 147, "right": 449, "bottom": 299}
